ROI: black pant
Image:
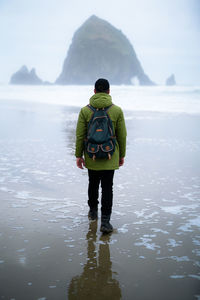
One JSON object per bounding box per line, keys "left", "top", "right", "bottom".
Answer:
{"left": 88, "top": 169, "right": 115, "bottom": 216}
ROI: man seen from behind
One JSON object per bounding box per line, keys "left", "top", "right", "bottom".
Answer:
{"left": 75, "top": 78, "right": 127, "bottom": 233}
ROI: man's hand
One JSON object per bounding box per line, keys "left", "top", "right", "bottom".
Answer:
{"left": 119, "top": 157, "right": 124, "bottom": 167}
{"left": 76, "top": 157, "right": 85, "bottom": 169}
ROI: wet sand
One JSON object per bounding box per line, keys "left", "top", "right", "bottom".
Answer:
{"left": 0, "top": 99, "right": 200, "bottom": 300}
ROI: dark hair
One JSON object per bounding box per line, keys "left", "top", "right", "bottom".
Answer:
{"left": 95, "top": 78, "right": 110, "bottom": 93}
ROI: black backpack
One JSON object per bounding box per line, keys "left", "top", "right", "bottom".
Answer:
{"left": 85, "top": 104, "right": 116, "bottom": 160}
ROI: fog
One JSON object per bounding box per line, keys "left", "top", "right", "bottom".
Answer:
{"left": 0, "top": 0, "right": 200, "bottom": 85}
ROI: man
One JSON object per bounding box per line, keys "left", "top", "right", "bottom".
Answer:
{"left": 75, "top": 78, "right": 127, "bottom": 233}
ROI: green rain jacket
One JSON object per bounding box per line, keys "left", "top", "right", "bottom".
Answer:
{"left": 75, "top": 93, "right": 127, "bottom": 170}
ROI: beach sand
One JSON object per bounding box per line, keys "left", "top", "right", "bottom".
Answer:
{"left": 0, "top": 99, "right": 200, "bottom": 300}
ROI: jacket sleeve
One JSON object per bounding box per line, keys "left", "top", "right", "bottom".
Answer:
{"left": 75, "top": 109, "right": 87, "bottom": 157}
{"left": 115, "top": 109, "right": 127, "bottom": 158}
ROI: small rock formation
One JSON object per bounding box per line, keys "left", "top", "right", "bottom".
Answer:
{"left": 56, "top": 15, "right": 155, "bottom": 85}
{"left": 166, "top": 74, "right": 176, "bottom": 86}
{"left": 10, "top": 65, "right": 43, "bottom": 85}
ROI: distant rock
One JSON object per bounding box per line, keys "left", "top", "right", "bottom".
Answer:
{"left": 43, "top": 81, "right": 53, "bottom": 85}
{"left": 166, "top": 74, "right": 176, "bottom": 86}
{"left": 10, "top": 65, "right": 43, "bottom": 85}
{"left": 56, "top": 15, "right": 155, "bottom": 85}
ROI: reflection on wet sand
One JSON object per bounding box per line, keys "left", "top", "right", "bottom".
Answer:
{"left": 68, "top": 221, "right": 121, "bottom": 300}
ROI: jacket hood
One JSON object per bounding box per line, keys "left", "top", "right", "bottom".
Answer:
{"left": 89, "top": 93, "right": 112, "bottom": 109}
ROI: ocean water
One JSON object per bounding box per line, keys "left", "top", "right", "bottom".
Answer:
{"left": 0, "top": 85, "right": 200, "bottom": 300}
{"left": 1, "top": 84, "right": 200, "bottom": 113}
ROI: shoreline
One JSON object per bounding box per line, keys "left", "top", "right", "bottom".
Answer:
{"left": 0, "top": 93, "right": 200, "bottom": 299}
{"left": 1, "top": 85, "right": 200, "bottom": 114}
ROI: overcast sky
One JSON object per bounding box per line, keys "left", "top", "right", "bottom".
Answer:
{"left": 0, "top": 0, "right": 199, "bottom": 85}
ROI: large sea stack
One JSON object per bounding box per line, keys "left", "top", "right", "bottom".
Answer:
{"left": 56, "top": 15, "right": 154, "bottom": 85}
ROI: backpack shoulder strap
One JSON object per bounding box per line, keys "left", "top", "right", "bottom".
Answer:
{"left": 105, "top": 104, "right": 114, "bottom": 112}
{"left": 87, "top": 104, "right": 114, "bottom": 113}
{"left": 87, "top": 104, "right": 96, "bottom": 112}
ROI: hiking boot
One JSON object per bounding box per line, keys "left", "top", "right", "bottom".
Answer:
{"left": 88, "top": 208, "right": 98, "bottom": 220}
{"left": 100, "top": 215, "right": 113, "bottom": 234}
